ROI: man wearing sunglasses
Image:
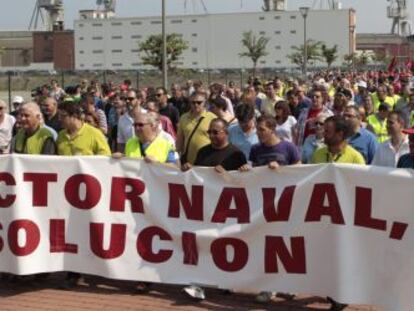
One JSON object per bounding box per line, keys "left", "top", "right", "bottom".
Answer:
{"left": 114, "top": 112, "right": 177, "bottom": 165}
{"left": 176, "top": 92, "right": 216, "bottom": 165}
{"left": 182, "top": 118, "right": 247, "bottom": 172}
{"left": 156, "top": 87, "right": 180, "bottom": 132}
{"left": 117, "top": 90, "right": 146, "bottom": 152}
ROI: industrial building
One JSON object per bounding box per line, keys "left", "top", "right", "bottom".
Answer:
{"left": 74, "top": 8, "right": 356, "bottom": 70}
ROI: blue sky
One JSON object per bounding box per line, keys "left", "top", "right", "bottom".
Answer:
{"left": 0, "top": 0, "right": 411, "bottom": 33}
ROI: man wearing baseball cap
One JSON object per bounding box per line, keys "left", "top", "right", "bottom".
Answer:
{"left": 397, "top": 126, "right": 414, "bottom": 168}
{"left": 10, "top": 95, "right": 24, "bottom": 118}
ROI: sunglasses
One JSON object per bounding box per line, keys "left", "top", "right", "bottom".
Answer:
{"left": 133, "top": 122, "right": 149, "bottom": 128}
{"left": 191, "top": 100, "right": 204, "bottom": 105}
{"left": 207, "top": 129, "right": 224, "bottom": 135}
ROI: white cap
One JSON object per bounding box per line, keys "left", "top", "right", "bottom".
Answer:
{"left": 357, "top": 81, "right": 367, "bottom": 89}
{"left": 12, "top": 96, "right": 24, "bottom": 104}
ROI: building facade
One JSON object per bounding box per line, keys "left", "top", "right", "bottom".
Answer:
{"left": 74, "top": 9, "right": 356, "bottom": 70}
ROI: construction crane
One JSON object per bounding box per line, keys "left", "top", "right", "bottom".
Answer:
{"left": 311, "top": 0, "right": 341, "bottom": 10}
{"left": 262, "top": 0, "right": 286, "bottom": 11}
{"left": 29, "top": 0, "right": 64, "bottom": 31}
{"left": 184, "top": 0, "right": 208, "bottom": 14}
{"left": 96, "top": 0, "right": 116, "bottom": 13}
{"left": 387, "top": 0, "right": 412, "bottom": 36}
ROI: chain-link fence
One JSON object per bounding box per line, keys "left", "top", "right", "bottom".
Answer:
{"left": 0, "top": 67, "right": 308, "bottom": 108}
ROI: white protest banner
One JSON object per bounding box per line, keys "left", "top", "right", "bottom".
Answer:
{"left": 0, "top": 154, "right": 412, "bottom": 310}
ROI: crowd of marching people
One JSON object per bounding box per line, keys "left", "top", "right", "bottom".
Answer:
{"left": 1, "top": 68, "right": 414, "bottom": 300}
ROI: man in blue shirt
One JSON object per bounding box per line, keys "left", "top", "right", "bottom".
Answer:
{"left": 228, "top": 104, "right": 259, "bottom": 160}
{"left": 344, "top": 105, "right": 378, "bottom": 164}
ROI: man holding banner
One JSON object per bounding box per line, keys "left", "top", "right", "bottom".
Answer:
{"left": 312, "top": 115, "right": 365, "bottom": 164}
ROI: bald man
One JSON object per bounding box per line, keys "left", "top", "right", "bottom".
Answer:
{"left": 12, "top": 102, "right": 56, "bottom": 154}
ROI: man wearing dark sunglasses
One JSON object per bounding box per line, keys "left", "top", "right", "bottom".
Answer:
{"left": 182, "top": 118, "right": 246, "bottom": 172}
{"left": 117, "top": 90, "right": 146, "bottom": 152}
{"left": 156, "top": 87, "right": 180, "bottom": 131}
{"left": 176, "top": 92, "right": 216, "bottom": 165}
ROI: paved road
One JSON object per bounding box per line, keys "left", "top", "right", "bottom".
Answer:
{"left": 0, "top": 273, "right": 382, "bottom": 311}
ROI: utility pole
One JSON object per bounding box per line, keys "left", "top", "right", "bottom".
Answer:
{"left": 162, "top": 0, "right": 168, "bottom": 89}
{"left": 299, "top": 7, "right": 310, "bottom": 77}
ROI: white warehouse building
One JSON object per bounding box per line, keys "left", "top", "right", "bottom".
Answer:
{"left": 74, "top": 9, "right": 356, "bottom": 70}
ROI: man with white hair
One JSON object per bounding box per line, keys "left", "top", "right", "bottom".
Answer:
{"left": 0, "top": 99, "right": 15, "bottom": 154}
{"left": 12, "top": 102, "right": 56, "bottom": 155}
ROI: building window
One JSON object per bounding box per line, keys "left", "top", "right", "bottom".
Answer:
{"left": 275, "top": 31, "right": 281, "bottom": 34}
{"left": 259, "top": 31, "right": 266, "bottom": 35}
{"left": 275, "top": 46, "right": 281, "bottom": 50}
{"left": 79, "top": 37, "right": 84, "bottom": 40}
{"left": 192, "top": 33, "right": 197, "bottom": 37}
{"left": 192, "top": 19, "right": 197, "bottom": 23}
{"left": 92, "top": 23, "right": 102, "bottom": 27}
{"left": 78, "top": 24, "right": 84, "bottom": 27}
{"left": 112, "top": 36, "right": 122, "bottom": 39}
{"left": 171, "top": 20, "right": 182, "bottom": 24}
{"left": 92, "top": 50, "right": 103, "bottom": 54}
{"left": 151, "top": 20, "right": 161, "bottom": 24}
{"left": 131, "top": 49, "right": 139, "bottom": 53}
{"left": 290, "top": 16, "right": 296, "bottom": 19}
{"left": 79, "top": 50, "right": 84, "bottom": 54}
{"left": 192, "top": 62, "right": 198, "bottom": 65}
{"left": 80, "top": 64, "right": 84, "bottom": 67}
{"left": 260, "top": 61, "right": 266, "bottom": 64}
{"left": 92, "top": 36, "right": 103, "bottom": 40}
{"left": 93, "top": 63, "right": 103, "bottom": 67}
{"left": 192, "top": 47, "right": 198, "bottom": 52}
{"left": 259, "top": 16, "right": 265, "bottom": 20}
{"left": 112, "top": 49, "right": 122, "bottom": 53}
{"left": 275, "top": 60, "right": 281, "bottom": 64}
{"left": 290, "top": 30, "right": 296, "bottom": 34}
{"left": 111, "top": 22, "right": 122, "bottom": 26}
{"left": 131, "top": 35, "right": 142, "bottom": 39}
{"left": 274, "top": 16, "right": 281, "bottom": 20}
{"left": 131, "top": 63, "right": 140, "bottom": 66}
{"left": 112, "top": 63, "right": 122, "bottom": 67}
{"left": 131, "top": 21, "right": 142, "bottom": 25}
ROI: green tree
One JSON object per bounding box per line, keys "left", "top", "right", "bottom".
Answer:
{"left": 355, "top": 51, "right": 372, "bottom": 68}
{"left": 321, "top": 44, "right": 338, "bottom": 68}
{"left": 239, "top": 31, "right": 270, "bottom": 76}
{"left": 371, "top": 50, "right": 392, "bottom": 67}
{"left": 287, "top": 40, "right": 323, "bottom": 68}
{"left": 343, "top": 53, "right": 356, "bottom": 68}
{"left": 138, "top": 33, "right": 188, "bottom": 71}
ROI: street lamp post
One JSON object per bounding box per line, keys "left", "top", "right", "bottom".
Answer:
{"left": 349, "top": 25, "right": 356, "bottom": 71}
{"left": 299, "top": 7, "right": 309, "bottom": 77}
{"left": 162, "top": 0, "right": 167, "bottom": 89}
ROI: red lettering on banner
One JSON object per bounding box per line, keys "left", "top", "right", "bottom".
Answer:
{"left": 263, "top": 186, "right": 296, "bottom": 222}
{"left": 265, "top": 236, "right": 306, "bottom": 273}
{"left": 49, "top": 220, "right": 78, "bottom": 253}
{"left": 23, "top": 173, "right": 58, "bottom": 207}
{"left": 305, "top": 183, "right": 345, "bottom": 224}
{"left": 90, "top": 223, "right": 126, "bottom": 259}
{"left": 211, "top": 238, "right": 248, "bottom": 272}
{"left": 110, "top": 177, "right": 145, "bottom": 213}
{"left": 211, "top": 188, "right": 250, "bottom": 224}
{"left": 137, "top": 226, "right": 173, "bottom": 263}
{"left": 0, "top": 173, "right": 16, "bottom": 208}
{"left": 182, "top": 232, "right": 198, "bottom": 265}
{"left": 354, "top": 187, "right": 387, "bottom": 231}
{"left": 168, "top": 184, "right": 204, "bottom": 221}
{"left": 65, "top": 174, "right": 101, "bottom": 210}
{"left": 8, "top": 220, "right": 40, "bottom": 256}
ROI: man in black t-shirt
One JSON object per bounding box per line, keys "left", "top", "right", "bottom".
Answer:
{"left": 183, "top": 118, "right": 247, "bottom": 172}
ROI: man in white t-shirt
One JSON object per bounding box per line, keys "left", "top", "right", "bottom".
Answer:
{"left": 372, "top": 111, "right": 410, "bottom": 167}
{"left": 0, "top": 100, "right": 16, "bottom": 154}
